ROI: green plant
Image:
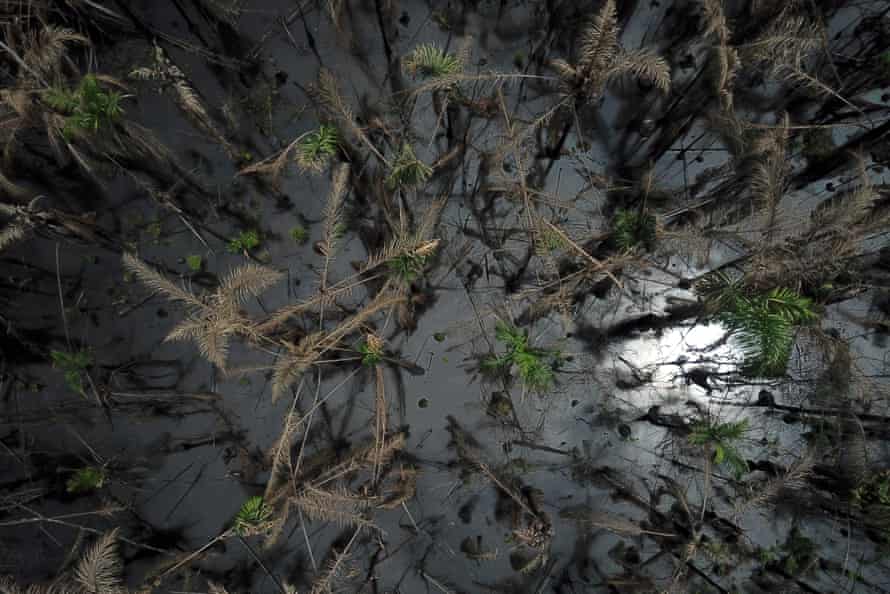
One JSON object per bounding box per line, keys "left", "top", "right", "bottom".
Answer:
{"left": 536, "top": 227, "right": 566, "bottom": 254}
{"left": 233, "top": 496, "right": 271, "bottom": 535}
{"left": 297, "top": 124, "right": 339, "bottom": 171}
{"left": 482, "top": 321, "right": 560, "bottom": 392}
{"left": 359, "top": 338, "right": 384, "bottom": 367}
{"left": 403, "top": 44, "right": 462, "bottom": 78}
{"left": 50, "top": 349, "right": 92, "bottom": 395}
{"left": 227, "top": 230, "right": 260, "bottom": 253}
{"left": 44, "top": 74, "right": 124, "bottom": 136}
{"left": 185, "top": 254, "right": 203, "bottom": 271}
{"left": 290, "top": 224, "right": 309, "bottom": 244}
{"left": 612, "top": 209, "right": 657, "bottom": 251}
{"left": 698, "top": 274, "right": 817, "bottom": 376}
{"left": 387, "top": 251, "right": 429, "bottom": 281}
{"left": 66, "top": 466, "right": 106, "bottom": 494}
{"left": 689, "top": 418, "right": 749, "bottom": 477}
{"left": 386, "top": 143, "right": 433, "bottom": 189}
{"left": 853, "top": 470, "right": 890, "bottom": 507}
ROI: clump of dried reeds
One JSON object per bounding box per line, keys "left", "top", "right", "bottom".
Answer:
{"left": 1, "top": 529, "right": 125, "bottom": 594}
{"left": 123, "top": 253, "right": 283, "bottom": 369}
{"left": 550, "top": 0, "right": 671, "bottom": 102}
{"left": 130, "top": 42, "right": 238, "bottom": 160}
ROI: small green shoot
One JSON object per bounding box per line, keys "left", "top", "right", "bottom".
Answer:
{"left": 386, "top": 241, "right": 438, "bottom": 282}
{"left": 297, "top": 124, "right": 339, "bottom": 172}
{"left": 228, "top": 230, "right": 261, "bottom": 253}
{"left": 403, "top": 44, "right": 462, "bottom": 78}
{"left": 50, "top": 349, "right": 92, "bottom": 395}
{"left": 611, "top": 209, "right": 657, "bottom": 251}
{"left": 359, "top": 344, "right": 383, "bottom": 367}
{"left": 482, "top": 321, "right": 560, "bottom": 392}
{"left": 66, "top": 466, "right": 106, "bottom": 494}
{"left": 689, "top": 418, "right": 749, "bottom": 477}
{"left": 186, "top": 254, "right": 203, "bottom": 271}
{"left": 386, "top": 144, "right": 433, "bottom": 189}
{"left": 387, "top": 251, "right": 429, "bottom": 281}
{"left": 233, "top": 496, "right": 271, "bottom": 535}
{"left": 290, "top": 225, "right": 309, "bottom": 245}
{"left": 535, "top": 227, "right": 566, "bottom": 254}
{"left": 44, "top": 74, "right": 124, "bottom": 137}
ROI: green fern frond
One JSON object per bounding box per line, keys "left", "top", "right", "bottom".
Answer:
{"left": 233, "top": 496, "right": 271, "bottom": 535}
{"left": 297, "top": 124, "right": 339, "bottom": 172}
{"left": 386, "top": 143, "right": 433, "bottom": 189}
{"left": 403, "top": 44, "right": 462, "bottom": 78}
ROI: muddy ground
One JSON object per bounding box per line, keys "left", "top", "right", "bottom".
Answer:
{"left": 3, "top": 0, "right": 890, "bottom": 592}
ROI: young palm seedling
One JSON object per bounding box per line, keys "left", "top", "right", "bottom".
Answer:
{"left": 689, "top": 418, "right": 749, "bottom": 478}
{"left": 483, "top": 321, "right": 561, "bottom": 392}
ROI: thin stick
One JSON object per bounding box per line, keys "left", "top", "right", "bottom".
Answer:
{"left": 55, "top": 243, "right": 70, "bottom": 349}
{"left": 238, "top": 535, "right": 288, "bottom": 594}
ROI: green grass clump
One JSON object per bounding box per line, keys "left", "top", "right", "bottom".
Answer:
{"left": 611, "top": 209, "right": 657, "bottom": 251}
{"left": 403, "top": 44, "right": 462, "bottom": 78}
{"left": 689, "top": 418, "right": 749, "bottom": 477}
{"left": 482, "top": 321, "right": 560, "bottom": 392}
{"left": 44, "top": 74, "right": 124, "bottom": 136}
{"left": 66, "top": 466, "right": 106, "bottom": 494}
{"left": 297, "top": 124, "right": 339, "bottom": 172}
{"left": 228, "top": 230, "right": 261, "bottom": 253}
{"left": 386, "top": 144, "right": 433, "bottom": 189}
{"left": 50, "top": 349, "right": 92, "bottom": 395}
{"left": 698, "top": 273, "right": 817, "bottom": 376}
{"left": 233, "top": 496, "right": 271, "bottom": 535}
